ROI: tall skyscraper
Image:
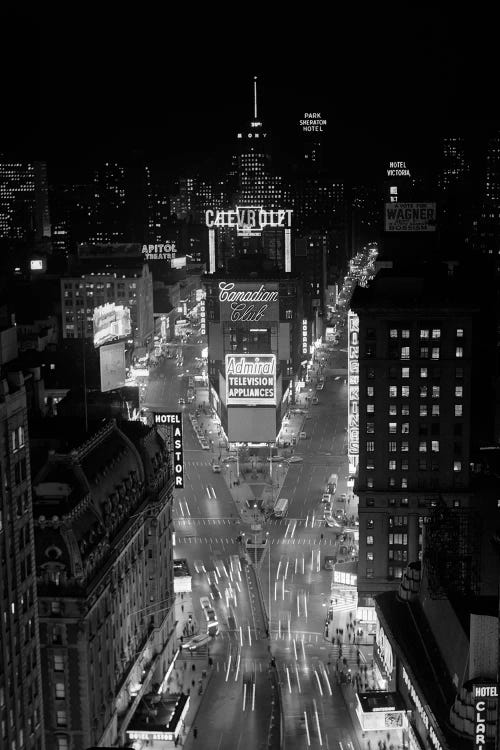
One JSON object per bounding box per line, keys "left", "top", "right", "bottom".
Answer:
{"left": 0, "top": 159, "right": 51, "bottom": 242}
{"left": 0, "top": 325, "right": 45, "bottom": 750}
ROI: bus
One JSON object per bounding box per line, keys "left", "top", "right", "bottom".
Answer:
{"left": 273, "top": 497, "right": 289, "bottom": 518}
{"left": 200, "top": 596, "right": 219, "bottom": 636}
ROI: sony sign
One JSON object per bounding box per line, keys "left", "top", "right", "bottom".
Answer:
{"left": 225, "top": 354, "right": 276, "bottom": 406}
{"left": 205, "top": 206, "right": 292, "bottom": 237}
{"left": 218, "top": 281, "right": 279, "bottom": 322}
{"left": 154, "top": 413, "right": 184, "bottom": 488}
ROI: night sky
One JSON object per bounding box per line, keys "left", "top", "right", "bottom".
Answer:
{"left": 2, "top": 11, "right": 499, "bottom": 182}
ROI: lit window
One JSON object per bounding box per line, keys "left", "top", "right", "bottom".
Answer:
{"left": 56, "top": 711, "right": 67, "bottom": 727}
{"left": 401, "top": 386, "right": 409, "bottom": 397}
{"left": 455, "top": 404, "right": 463, "bottom": 417}
{"left": 420, "top": 346, "right": 429, "bottom": 359}
{"left": 366, "top": 568, "right": 374, "bottom": 578}
{"left": 57, "top": 738, "right": 69, "bottom": 750}
{"left": 389, "top": 423, "right": 397, "bottom": 434}
{"left": 367, "top": 404, "right": 374, "bottom": 414}
{"left": 366, "top": 441, "right": 375, "bottom": 452}
{"left": 419, "top": 441, "right": 427, "bottom": 452}
{"left": 401, "top": 329, "right": 410, "bottom": 339}
{"left": 431, "top": 348, "right": 440, "bottom": 360}
{"left": 366, "top": 386, "right": 374, "bottom": 397}
{"left": 456, "top": 328, "right": 464, "bottom": 338}
{"left": 390, "top": 329, "right": 398, "bottom": 338}
{"left": 401, "top": 458, "right": 409, "bottom": 470}
{"left": 420, "top": 385, "right": 427, "bottom": 398}
{"left": 420, "top": 368, "right": 427, "bottom": 378}
{"left": 367, "top": 478, "right": 373, "bottom": 488}
{"left": 401, "top": 367, "right": 410, "bottom": 378}
{"left": 366, "top": 422, "right": 374, "bottom": 433}
{"left": 402, "top": 423, "right": 409, "bottom": 434}
{"left": 455, "top": 367, "right": 463, "bottom": 379}
{"left": 366, "top": 458, "right": 375, "bottom": 470}
{"left": 455, "top": 386, "right": 463, "bottom": 398}
{"left": 420, "top": 329, "right": 429, "bottom": 339}
{"left": 401, "top": 403, "right": 409, "bottom": 415}
{"left": 456, "top": 346, "right": 463, "bottom": 358}
{"left": 454, "top": 461, "right": 462, "bottom": 472}
{"left": 401, "top": 477, "right": 408, "bottom": 488}
{"left": 389, "top": 460, "right": 397, "bottom": 470}
{"left": 388, "top": 441, "right": 397, "bottom": 452}
{"left": 389, "top": 404, "right": 397, "bottom": 416}
{"left": 54, "top": 655, "right": 64, "bottom": 671}
{"left": 432, "top": 329, "right": 441, "bottom": 339}
{"left": 401, "top": 346, "right": 410, "bottom": 360}
{"left": 420, "top": 405, "right": 427, "bottom": 416}
{"left": 432, "top": 405, "right": 440, "bottom": 416}
{"left": 366, "top": 536, "right": 374, "bottom": 545}
{"left": 431, "top": 440, "right": 440, "bottom": 452}
{"left": 401, "top": 441, "right": 409, "bottom": 452}
{"left": 389, "top": 386, "right": 397, "bottom": 398}
{"left": 55, "top": 683, "right": 65, "bottom": 699}
{"left": 366, "top": 518, "right": 374, "bottom": 528}
{"left": 432, "top": 386, "right": 440, "bottom": 398}
{"left": 366, "top": 552, "right": 374, "bottom": 561}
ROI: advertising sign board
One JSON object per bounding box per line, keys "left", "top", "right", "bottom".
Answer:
{"left": 473, "top": 683, "right": 497, "bottom": 748}
{"left": 225, "top": 354, "right": 276, "bottom": 406}
{"left": 205, "top": 207, "right": 292, "bottom": 237}
{"left": 99, "top": 342, "right": 126, "bottom": 393}
{"left": 218, "top": 281, "right": 279, "bottom": 322}
{"left": 384, "top": 202, "right": 437, "bottom": 232}
{"left": 154, "top": 413, "right": 184, "bottom": 488}
{"left": 348, "top": 311, "right": 359, "bottom": 467}
{"left": 141, "top": 242, "right": 177, "bottom": 261}
{"left": 93, "top": 303, "right": 131, "bottom": 348}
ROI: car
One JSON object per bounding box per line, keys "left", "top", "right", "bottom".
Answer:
{"left": 323, "top": 506, "right": 332, "bottom": 517}
{"left": 311, "top": 397, "right": 319, "bottom": 405}
{"left": 340, "top": 493, "right": 347, "bottom": 503}
{"left": 182, "top": 633, "right": 212, "bottom": 650}
{"left": 316, "top": 383, "right": 324, "bottom": 391}
{"left": 200, "top": 442, "right": 210, "bottom": 450}
{"left": 178, "top": 397, "right": 186, "bottom": 404}
{"left": 225, "top": 455, "right": 238, "bottom": 462}
{"left": 321, "top": 493, "right": 331, "bottom": 503}
{"left": 212, "top": 464, "right": 221, "bottom": 473}
{"left": 287, "top": 455, "right": 303, "bottom": 463}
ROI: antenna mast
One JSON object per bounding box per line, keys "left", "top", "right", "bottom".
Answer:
{"left": 253, "top": 76, "right": 258, "bottom": 120}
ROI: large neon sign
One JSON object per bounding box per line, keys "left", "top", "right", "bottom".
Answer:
{"left": 218, "top": 282, "right": 279, "bottom": 322}
{"left": 205, "top": 207, "right": 292, "bottom": 237}
{"left": 225, "top": 354, "right": 276, "bottom": 406}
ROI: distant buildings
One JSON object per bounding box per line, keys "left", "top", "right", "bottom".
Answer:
{"left": 0, "top": 159, "right": 51, "bottom": 243}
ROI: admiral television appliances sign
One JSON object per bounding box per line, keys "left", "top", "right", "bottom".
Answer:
{"left": 225, "top": 354, "right": 276, "bottom": 406}
{"left": 205, "top": 207, "right": 292, "bottom": 237}
{"left": 154, "top": 413, "right": 184, "bottom": 488}
{"left": 218, "top": 281, "right": 279, "bottom": 322}
{"left": 384, "top": 202, "right": 436, "bottom": 232}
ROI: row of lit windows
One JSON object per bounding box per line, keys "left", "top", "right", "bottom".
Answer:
{"left": 387, "top": 328, "right": 463, "bottom": 339}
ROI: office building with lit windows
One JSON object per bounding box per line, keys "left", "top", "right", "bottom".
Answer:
{"left": 0, "top": 325, "right": 45, "bottom": 750}
{"left": 350, "top": 259, "right": 497, "bottom": 625}
{"left": 0, "top": 159, "right": 51, "bottom": 242}
{"left": 60, "top": 263, "right": 154, "bottom": 350}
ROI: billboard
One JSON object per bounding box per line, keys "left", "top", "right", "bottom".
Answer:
{"left": 299, "top": 112, "right": 327, "bottom": 133}
{"left": 384, "top": 202, "right": 437, "bottom": 232}
{"left": 205, "top": 207, "right": 292, "bottom": 237}
{"left": 227, "top": 407, "right": 276, "bottom": 442}
{"left": 93, "top": 303, "right": 131, "bottom": 348}
{"left": 154, "top": 413, "right": 184, "bottom": 488}
{"left": 347, "top": 311, "right": 359, "bottom": 468}
{"left": 225, "top": 354, "right": 276, "bottom": 406}
{"left": 218, "top": 281, "right": 279, "bottom": 322}
{"left": 99, "top": 342, "right": 126, "bottom": 393}
{"left": 141, "top": 242, "right": 177, "bottom": 262}
{"left": 473, "top": 683, "right": 497, "bottom": 749}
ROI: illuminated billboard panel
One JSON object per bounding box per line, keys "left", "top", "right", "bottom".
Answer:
{"left": 225, "top": 354, "right": 276, "bottom": 406}
{"left": 154, "top": 413, "right": 184, "bottom": 488}
{"left": 93, "top": 303, "right": 131, "bottom": 348}
{"left": 227, "top": 407, "right": 276, "bottom": 442}
{"left": 347, "top": 311, "right": 359, "bottom": 470}
{"left": 384, "top": 202, "right": 436, "bottom": 232}
{"left": 218, "top": 281, "right": 279, "bottom": 322}
{"left": 99, "top": 342, "right": 126, "bottom": 393}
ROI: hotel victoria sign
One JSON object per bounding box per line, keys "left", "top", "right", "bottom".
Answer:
{"left": 225, "top": 354, "right": 276, "bottom": 406}
{"left": 218, "top": 281, "right": 279, "bottom": 322}
{"left": 205, "top": 206, "right": 293, "bottom": 237}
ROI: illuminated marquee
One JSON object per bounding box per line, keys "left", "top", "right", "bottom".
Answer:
{"left": 375, "top": 622, "right": 394, "bottom": 678}
{"left": 218, "top": 281, "right": 279, "bottom": 322}
{"left": 225, "top": 354, "right": 276, "bottom": 406}
{"left": 154, "top": 413, "right": 184, "bottom": 488}
{"left": 302, "top": 319, "right": 308, "bottom": 355}
{"left": 141, "top": 242, "right": 177, "bottom": 260}
{"left": 93, "top": 303, "right": 131, "bottom": 348}
{"left": 473, "top": 683, "right": 497, "bottom": 748}
{"left": 402, "top": 666, "right": 443, "bottom": 750}
{"left": 205, "top": 207, "right": 292, "bottom": 237}
{"left": 348, "top": 311, "right": 359, "bottom": 466}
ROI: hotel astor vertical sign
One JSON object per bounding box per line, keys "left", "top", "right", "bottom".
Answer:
{"left": 154, "top": 413, "right": 184, "bottom": 488}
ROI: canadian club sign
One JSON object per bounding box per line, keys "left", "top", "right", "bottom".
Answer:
{"left": 154, "top": 413, "right": 184, "bottom": 487}
{"left": 218, "top": 282, "right": 279, "bottom": 322}
{"left": 225, "top": 354, "right": 276, "bottom": 406}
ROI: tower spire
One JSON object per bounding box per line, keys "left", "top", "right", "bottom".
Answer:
{"left": 253, "top": 76, "right": 258, "bottom": 120}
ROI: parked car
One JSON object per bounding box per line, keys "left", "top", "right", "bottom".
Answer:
{"left": 287, "top": 456, "right": 303, "bottom": 464}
